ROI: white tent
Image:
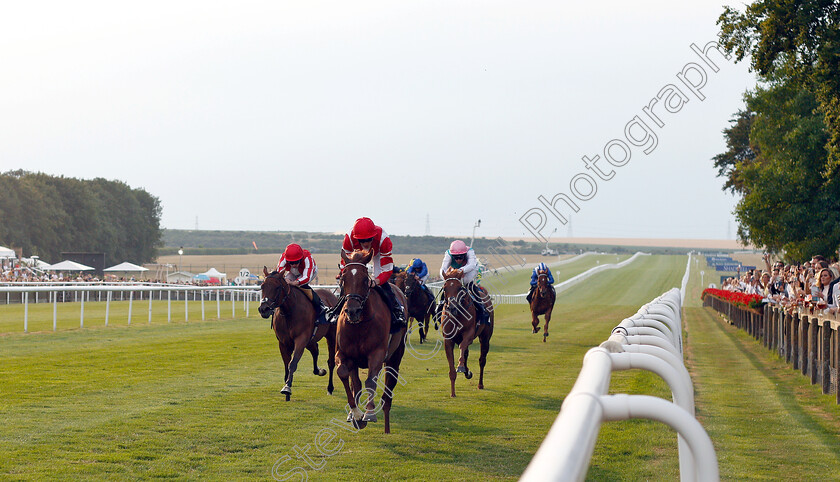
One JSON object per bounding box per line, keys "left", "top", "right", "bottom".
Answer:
{"left": 104, "top": 262, "right": 148, "bottom": 272}
{"left": 0, "top": 246, "right": 15, "bottom": 259}
{"left": 45, "top": 260, "right": 94, "bottom": 271}
{"left": 200, "top": 268, "right": 227, "bottom": 280}
{"left": 167, "top": 271, "right": 195, "bottom": 283}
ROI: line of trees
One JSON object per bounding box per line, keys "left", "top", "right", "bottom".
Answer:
{"left": 713, "top": 0, "right": 840, "bottom": 260}
{"left": 0, "top": 171, "right": 163, "bottom": 264}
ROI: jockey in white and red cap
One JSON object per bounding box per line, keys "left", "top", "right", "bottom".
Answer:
{"left": 438, "top": 240, "right": 490, "bottom": 326}
{"left": 334, "top": 217, "right": 405, "bottom": 329}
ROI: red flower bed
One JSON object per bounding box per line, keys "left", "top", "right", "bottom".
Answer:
{"left": 701, "top": 288, "right": 765, "bottom": 310}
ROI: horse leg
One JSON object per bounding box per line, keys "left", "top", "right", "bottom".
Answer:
{"left": 281, "top": 337, "right": 308, "bottom": 400}
{"left": 361, "top": 350, "right": 386, "bottom": 422}
{"left": 337, "top": 359, "right": 365, "bottom": 428}
{"left": 444, "top": 338, "right": 457, "bottom": 398}
{"left": 543, "top": 306, "right": 553, "bottom": 342}
{"left": 478, "top": 333, "right": 490, "bottom": 389}
{"left": 326, "top": 332, "right": 336, "bottom": 395}
{"left": 420, "top": 312, "right": 429, "bottom": 343}
{"left": 349, "top": 367, "right": 367, "bottom": 429}
{"left": 278, "top": 344, "right": 292, "bottom": 401}
{"left": 382, "top": 343, "right": 405, "bottom": 434}
{"left": 531, "top": 305, "right": 540, "bottom": 334}
{"left": 456, "top": 331, "right": 474, "bottom": 377}
{"left": 307, "top": 339, "right": 327, "bottom": 376}
{"left": 462, "top": 346, "right": 473, "bottom": 380}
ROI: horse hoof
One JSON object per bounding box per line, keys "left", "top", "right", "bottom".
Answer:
{"left": 284, "top": 393, "right": 291, "bottom": 401}
{"left": 464, "top": 371, "right": 473, "bottom": 380}
{"left": 327, "top": 387, "right": 334, "bottom": 395}
{"left": 363, "top": 412, "right": 377, "bottom": 423}
{"left": 434, "top": 323, "right": 439, "bottom": 330}
{"left": 456, "top": 366, "right": 466, "bottom": 374}
{"left": 316, "top": 368, "right": 327, "bottom": 376}
{"left": 478, "top": 384, "right": 484, "bottom": 390}
{"left": 351, "top": 419, "right": 368, "bottom": 430}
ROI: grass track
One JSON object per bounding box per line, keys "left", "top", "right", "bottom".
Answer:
{"left": 2, "top": 254, "right": 839, "bottom": 480}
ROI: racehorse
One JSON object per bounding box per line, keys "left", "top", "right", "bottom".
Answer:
{"left": 404, "top": 270, "right": 436, "bottom": 344}
{"left": 530, "top": 270, "right": 555, "bottom": 342}
{"left": 258, "top": 267, "right": 337, "bottom": 401}
{"left": 440, "top": 268, "right": 493, "bottom": 397}
{"left": 336, "top": 249, "right": 407, "bottom": 433}
{"left": 391, "top": 270, "right": 407, "bottom": 293}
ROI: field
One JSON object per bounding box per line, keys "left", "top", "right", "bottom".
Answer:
{"left": 2, "top": 255, "right": 840, "bottom": 480}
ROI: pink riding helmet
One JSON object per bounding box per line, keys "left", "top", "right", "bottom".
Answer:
{"left": 449, "top": 240, "right": 468, "bottom": 255}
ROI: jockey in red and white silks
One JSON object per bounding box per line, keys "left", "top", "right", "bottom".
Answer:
{"left": 340, "top": 217, "right": 394, "bottom": 287}
{"left": 277, "top": 243, "right": 318, "bottom": 286}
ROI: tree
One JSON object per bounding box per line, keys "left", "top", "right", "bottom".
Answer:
{"left": 718, "top": 0, "right": 840, "bottom": 171}
{"left": 715, "top": 75, "right": 840, "bottom": 260}
{"left": 0, "top": 171, "right": 164, "bottom": 264}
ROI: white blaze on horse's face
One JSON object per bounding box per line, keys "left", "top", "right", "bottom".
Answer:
{"left": 351, "top": 268, "right": 357, "bottom": 276}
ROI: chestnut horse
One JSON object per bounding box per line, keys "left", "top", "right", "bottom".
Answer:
{"left": 530, "top": 270, "right": 555, "bottom": 342}
{"left": 336, "top": 249, "right": 407, "bottom": 433}
{"left": 440, "top": 269, "right": 494, "bottom": 397}
{"left": 258, "top": 268, "right": 337, "bottom": 401}
{"left": 404, "top": 271, "right": 436, "bottom": 344}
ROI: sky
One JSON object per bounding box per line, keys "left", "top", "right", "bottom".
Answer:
{"left": 0, "top": 1, "right": 755, "bottom": 242}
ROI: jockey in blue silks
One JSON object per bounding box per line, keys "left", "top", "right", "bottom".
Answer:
{"left": 406, "top": 258, "right": 434, "bottom": 301}
{"left": 527, "top": 262, "right": 555, "bottom": 303}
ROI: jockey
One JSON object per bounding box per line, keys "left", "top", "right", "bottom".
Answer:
{"left": 407, "top": 257, "right": 434, "bottom": 302}
{"left": 526, "top": 262, "right": 555, "bottom": 303}
{"left": 276, "top": 243, "right": 328, "bottom": 325}
{"left": 335, "top": 217, "right": 405, "bottom": 329}
{"left": 437, "top": 240, "right": 491, "bottom": 326}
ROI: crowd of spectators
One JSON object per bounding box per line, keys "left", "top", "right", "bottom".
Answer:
{"left": 720, "top": 253, "right": 840, "bottom": 315}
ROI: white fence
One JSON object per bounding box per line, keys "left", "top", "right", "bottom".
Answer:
{"left": 520, "top": 287, "right": 718, "bottom": 482}
{"left": 0, "top": 284, "right": 264, "bottom": 333}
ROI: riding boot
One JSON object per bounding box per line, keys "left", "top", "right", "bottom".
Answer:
{"left": 377, "top": 284, "right": 405, "bottom": 333}
{"left": 326, "top": 296, "right": 345, "bottom": 324}
{"left": 526, "top": 285, "right": 535, "bottom": 303}
{"left": 309, "top": 289, "right": 329, "bottom": 326}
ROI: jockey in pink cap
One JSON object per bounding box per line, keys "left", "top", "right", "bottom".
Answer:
{"left": 438, "top": 240, "right": 491, "bottom": 326}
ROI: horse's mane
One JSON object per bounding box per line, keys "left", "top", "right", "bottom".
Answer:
{"left": 347, "top": 249, "right": 371, "bottom": 263}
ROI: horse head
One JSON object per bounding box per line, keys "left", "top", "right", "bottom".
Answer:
{"left": 537, "top": 269, "right": 549, "bottom": 295}
{"left": 443, "top": 268, "right": 465, "bottom": 305}
{"left": 339, "top": 249, "right": 373, "bottom": 323}
{"left": 259, "top": 266, "right": 289, "bottom": 319}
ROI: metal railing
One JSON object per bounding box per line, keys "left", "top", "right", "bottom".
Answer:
{"left": 520, "top": 288, "right": 718, "bottom": 482}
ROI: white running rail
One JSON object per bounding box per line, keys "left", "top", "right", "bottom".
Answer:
{"left": 520, "top": 288, "right": 718, "bottom": 482}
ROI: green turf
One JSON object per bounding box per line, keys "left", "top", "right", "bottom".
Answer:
{"left": 487, "top": 254, "right": 631, "bottom": 295}
{"left": 1, "top": 255, "right": 839, "bottom": 480}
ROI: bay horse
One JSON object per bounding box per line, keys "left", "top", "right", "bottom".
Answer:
{"left": 440, "top": 268, "right": 493, "bottom": 398}
{"left": 404, "top": 271, "right": 436, "bottom": 344}
{"left": 336, "top": 249, "right": 407, "bottom": 433}
{"left": 530, "top": 270, "right": 555, "bottom": 342}
{"left": 391, "top": 270, "right": 407, "bottom": 293}
{"left": 258, "top": 267, "right": 337, "bottom": 401}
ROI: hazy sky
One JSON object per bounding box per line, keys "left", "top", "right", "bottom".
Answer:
{"left": 0, "top": 1, "right": 754, "bottom": 241}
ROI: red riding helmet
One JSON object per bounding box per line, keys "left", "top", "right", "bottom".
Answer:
{"left": 283, "top": 243, "right": 304, "bottom": 262}
{"left": 351, "top": 217, "right": 377, "bottom": 240}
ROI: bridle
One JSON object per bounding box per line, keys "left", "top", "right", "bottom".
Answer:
{"left": 443, "top": 276, "right": 467, "bottom": 306}
{"left": 261, "top": 272, "right": 291, "bottom": 311}
{"left": 536, "top": 272, "right": 551, "bottom": 296}
{"left": 341, "top": 262, "right": 372, "bottom": 319}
